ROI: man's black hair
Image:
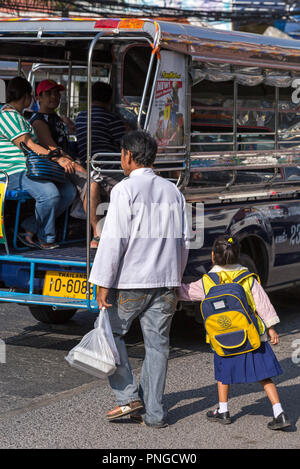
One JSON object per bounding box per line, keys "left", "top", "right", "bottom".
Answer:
{"left": 6, "top": 76, "right": 32, "bottom": 103}
{"left": 92, "top": 81, "right": 112, "bottom": 103}
{"left": 121, "top": 130, "right": 157, "bottom": 167}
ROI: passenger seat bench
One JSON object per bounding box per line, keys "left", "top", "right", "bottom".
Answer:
{"left": 5, "top": 189, "right": 32, "bottom": 250}
{"left": 5, "top": 189, "right": 69, "bottom": 250}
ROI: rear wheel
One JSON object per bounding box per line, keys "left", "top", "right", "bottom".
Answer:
{"left": 28, "top": 305, "right": 77, "bottom": 324}
{"left": 240, "top": 253, "right": 258, "bottom": 275}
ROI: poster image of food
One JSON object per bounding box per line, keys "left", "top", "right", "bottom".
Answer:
{"left": 148, "top": 51, "right": 185, "bottom": 147}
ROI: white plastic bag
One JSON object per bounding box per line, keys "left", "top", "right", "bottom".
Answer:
{"left": 65, "top": 307, "right": 120, "bottom": 379}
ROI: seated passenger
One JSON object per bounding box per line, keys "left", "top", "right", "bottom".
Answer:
{"left": 0, "top": 76, "right": 76, "bottom": 249}
{"left": 31, "top": 79, "right": 101, "bottom": 248}
{"left": 75, "top": 81, "right": 126, "bottom": 194}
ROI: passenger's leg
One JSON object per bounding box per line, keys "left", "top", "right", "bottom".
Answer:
{"left": 54, "top": 179, "right": 77, "bottom": 218}
{"left": 82, "top": 181, "right": 101, "bottom": 246}
{"left": 20, "top": 174, "right": 65, "bottom": 244}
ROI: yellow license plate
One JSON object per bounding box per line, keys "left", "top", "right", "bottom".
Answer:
{"left": 43, "top": 271, "right": 96, "bottom": 299}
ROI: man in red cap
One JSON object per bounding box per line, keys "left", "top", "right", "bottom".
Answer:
{"left": 36, "top": 79, "right": 65, "bottom": 96}
{"left": 33, "top": 79, "right": 75, "bottom": 152}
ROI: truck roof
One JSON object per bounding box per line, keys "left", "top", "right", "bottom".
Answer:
{"left": 0, "top": 17, "right": 300, "bottom": 70}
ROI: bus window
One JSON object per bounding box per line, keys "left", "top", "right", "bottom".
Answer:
{"left": 188, "top": 71, "right": 292, "bottom": 187}
{"left": 191, "top": 79, "right": 234, "bottom": 153}
{"left": 120, "top": 45, "right": 157, "bottom": 127}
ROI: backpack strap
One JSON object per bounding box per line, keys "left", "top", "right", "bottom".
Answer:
{"left": 233, "top": 270, "right": 261, "bottom": 287}
{"left": 205, "top": 273, "right": 220, "bottom": 285}
{"left": 202, "top": 272, "right": 220, "bottom": 295}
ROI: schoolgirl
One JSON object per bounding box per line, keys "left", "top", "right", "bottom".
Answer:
{"left": 178, "top": 235, "right": 291, "bottom": 430}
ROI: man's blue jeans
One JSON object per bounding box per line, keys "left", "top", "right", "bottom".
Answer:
{"left": 7, "top": 171, "right": 76, "bottom": 243}
{"left": 107, "top": 287, "right": 177, "bottom": 426}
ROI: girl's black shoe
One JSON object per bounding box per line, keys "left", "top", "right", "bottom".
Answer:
{"left": 267, "top": 412, "right": 291, "bottom": 430}
{"left": 206, "top": 408, "right": 231, "bottom": 425}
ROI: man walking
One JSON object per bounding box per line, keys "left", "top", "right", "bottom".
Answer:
{"left": 89, "top": 130, "right": 189, "bottom": 428}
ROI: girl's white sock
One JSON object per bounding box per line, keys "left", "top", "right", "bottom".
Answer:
{"left": 273, "top": 403, "right": 283, "bottom": 419}
{"left": 218, "top": 402, "right": 228, "bottom": 414}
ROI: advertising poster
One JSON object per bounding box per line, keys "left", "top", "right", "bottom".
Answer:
{"left": 148, "top": 50, "right": 185, "bottom": 147}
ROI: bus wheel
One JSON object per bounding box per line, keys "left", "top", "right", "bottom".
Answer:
{"left": 240, "top": 253, "right": 258, "bottom": 275}
{"left": 28, "top": 305, "right": 77, "bottom": 324}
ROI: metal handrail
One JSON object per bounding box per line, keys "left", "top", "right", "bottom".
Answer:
{"left": 189, "top": 148, "right": 300, "bottom": 173}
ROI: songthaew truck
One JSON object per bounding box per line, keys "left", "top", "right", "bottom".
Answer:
{"left": 0, "top": 17, "right": 300, "bottom": 323}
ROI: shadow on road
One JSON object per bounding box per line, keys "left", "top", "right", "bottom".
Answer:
{"left": 165, "top": 356, "right": 300, "bottom": 431}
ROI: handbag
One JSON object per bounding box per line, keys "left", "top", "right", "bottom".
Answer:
{"left": 20, "top": 142, "right": 66, "bottom": 184}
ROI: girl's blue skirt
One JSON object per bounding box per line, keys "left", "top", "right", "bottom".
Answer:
{"left": 214, "top": 341, "right": 283, "bottom": 384}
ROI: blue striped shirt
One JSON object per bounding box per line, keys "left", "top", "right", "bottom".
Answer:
{"left": 75, "top": 105, "right": 125, "bottom": 166}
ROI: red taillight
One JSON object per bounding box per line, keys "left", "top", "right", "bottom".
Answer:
{"left": 94, "top": 19, "right": 120, "bottom": 29}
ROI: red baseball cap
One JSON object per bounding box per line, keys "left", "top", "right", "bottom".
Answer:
{"left": 36, "top": 79, "right": 65, "bottom": 96}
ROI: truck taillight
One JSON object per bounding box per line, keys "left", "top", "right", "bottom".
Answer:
{"left": 94, "top": 19, "right": 120, "bottom": 29}
{"left": 94, "top": 18, "right": 144, "bottom": 30}
{"left": 119, "top": 19, "right": 144, "bottom": 29}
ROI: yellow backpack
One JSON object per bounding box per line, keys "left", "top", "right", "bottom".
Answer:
{"left": 201, "top": 270, "right": 265, "bottom": 357}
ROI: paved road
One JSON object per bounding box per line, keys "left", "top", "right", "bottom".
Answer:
{"left": 0, "top": 288, "right": 299, "bottom": 450}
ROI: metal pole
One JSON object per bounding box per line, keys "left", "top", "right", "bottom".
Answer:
{"left": 144, "top": 55, "right": 161, "bottom": 130}
{"left": 67, "top": 61, "right": 72, "bottom": 118}
{"left": 137, "top": 50, "right": 156, "bottom": 129}
{"left": 86, "top": 32, "right": 104, "bottom": 305}
{"left": 275, "top": 86, "right": 279, "bottom": 150}
{"left": 177, "top": 55, "right": 191, "bottom": 190}
{"left": 233, "top": 79, "right": 238, "bottom": 152}
{"left": 268, "top": 86, "right": 279, "bottom": 186}
{"left": 225, "top": 78, "right": 238, "bottom": 191}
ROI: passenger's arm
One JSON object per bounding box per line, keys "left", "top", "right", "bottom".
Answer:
{"left": 31, "top": 119, "right": 76, "bottom": 174}
{"left": 31, "top": 119, "right": 58, "bottom": 151}
{"left": 14, "top": 132, "right": 75, "bottom": 174}
{"left": 13, "top": 132, "right": 52, "bottom": 157}
{"left": 60, "top": 115, "right": 76, "bottom": 134}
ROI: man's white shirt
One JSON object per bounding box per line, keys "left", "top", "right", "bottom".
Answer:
{"left": 89, "top": 167, "right": 189, "bottom": 289}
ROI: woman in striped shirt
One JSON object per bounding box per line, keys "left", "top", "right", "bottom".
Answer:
{"left": 0, "top": 77, "right": 76, "bottom": 249}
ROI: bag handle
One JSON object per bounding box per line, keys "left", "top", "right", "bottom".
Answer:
{"left": 20, "top": 141, "right": 63, "bottom": 160}
{"left": 97, "top": 307, "right": 107, "bottom": 329}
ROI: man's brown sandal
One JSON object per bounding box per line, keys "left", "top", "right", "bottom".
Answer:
{"left": 106, "top": 400, "right": 144, "bottom": 421}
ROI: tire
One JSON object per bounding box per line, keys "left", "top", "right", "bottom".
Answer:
{"left": 240, "top": 253, "right": 258, "bottom": 274}
{"left": 28, "top": 305, "right": 77, "bottom": 324}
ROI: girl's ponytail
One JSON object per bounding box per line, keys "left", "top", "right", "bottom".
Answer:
{"left": 212, "top": 235, "right": 240, "bottom": 266}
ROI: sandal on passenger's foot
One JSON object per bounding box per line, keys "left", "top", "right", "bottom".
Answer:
{"left": 106, "top": 400, "right": 144, "bottom": 421}
{"left": 90, "top": 236, "right": 100, "bottom": 249}
{"left": 38, "top": 241, "right": 60, "bottom": 250}
{"left": 17, "top": 233, "right": 40, "bottom": 249}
